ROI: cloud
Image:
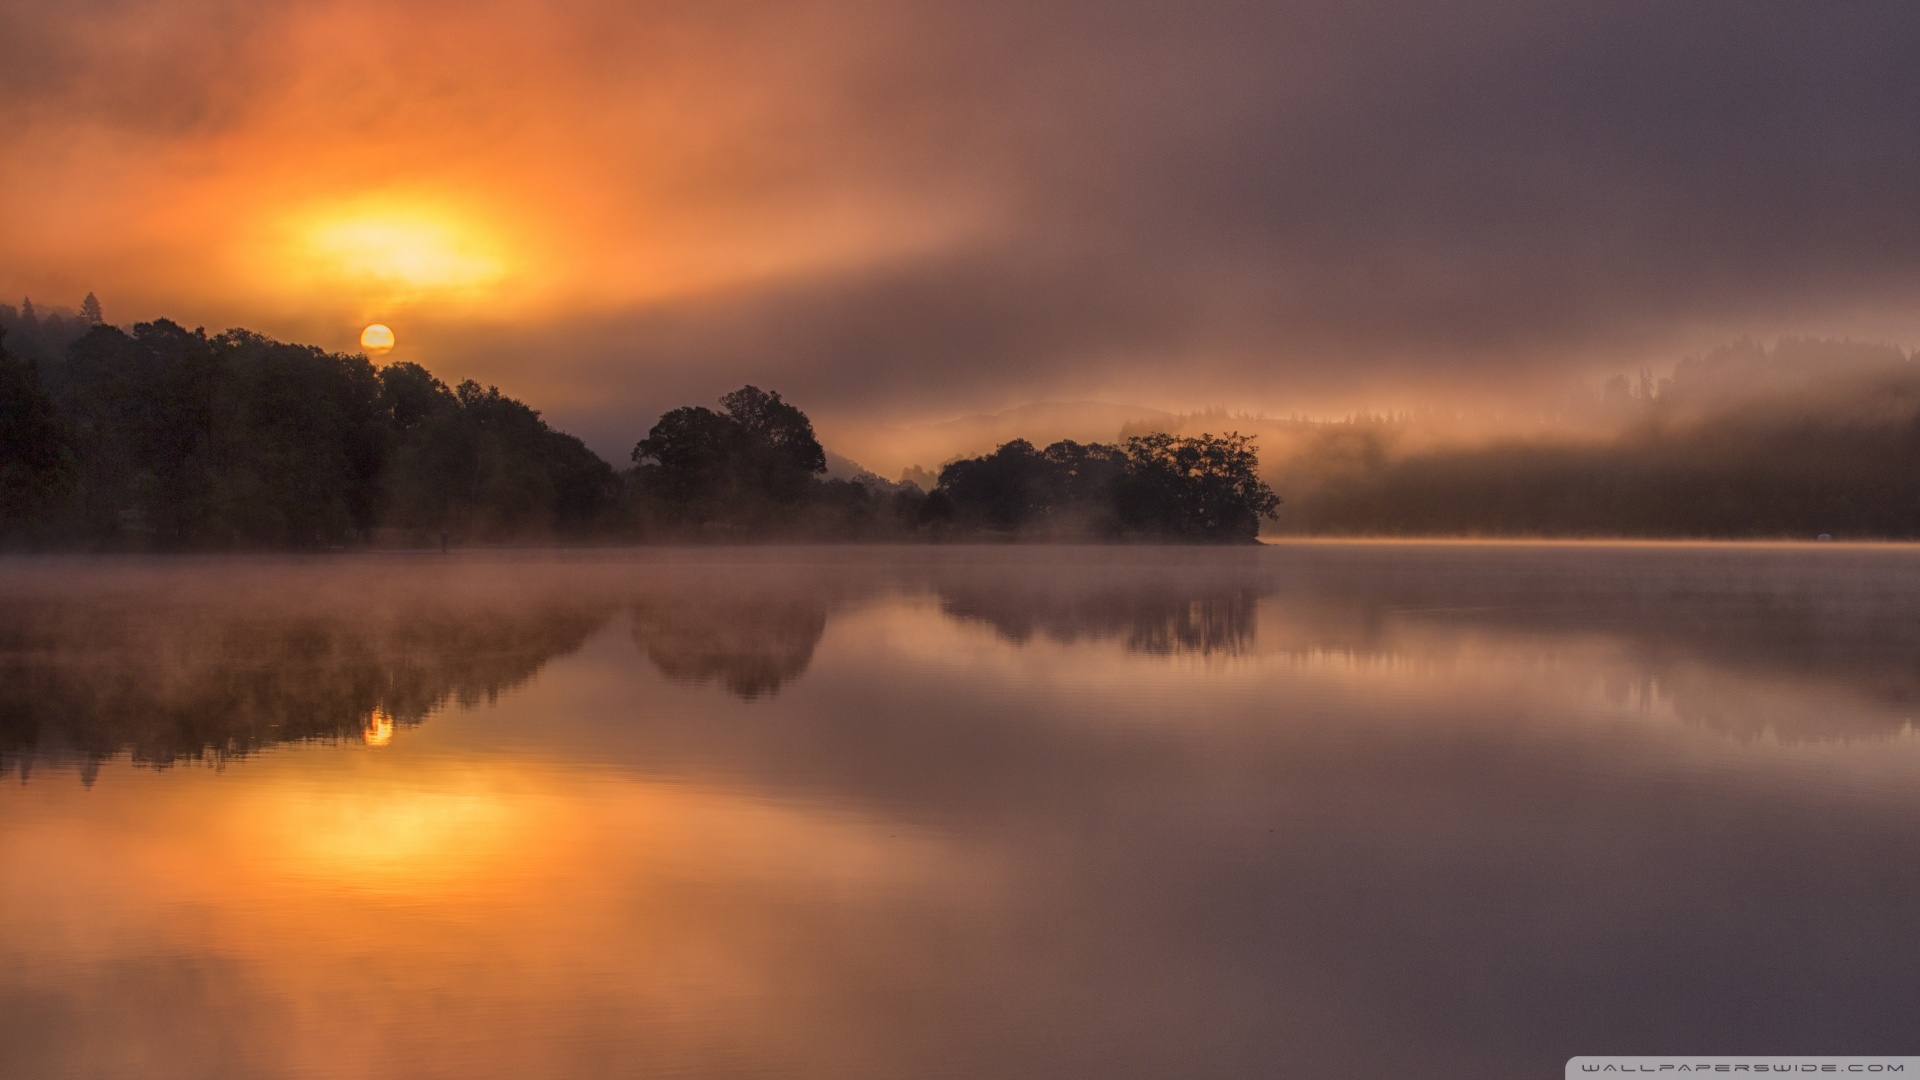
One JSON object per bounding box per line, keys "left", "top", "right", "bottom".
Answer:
{"left": 7, "top": 0, "right": 1920, "bottom": 447}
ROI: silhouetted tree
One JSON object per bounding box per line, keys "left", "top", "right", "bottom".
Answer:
{"left": 378, "top": 363, "right": 469, "bottom": 537}
{"left": 931, "top": 438, "right": 1125, "bottom": 533}
{"left": 0, "top": 298, "right": 96, "bottom": 369}
{"left": 631, "top": 405, "right": 743, "bottom": 517}
{"left": 380, "top": 376, "right": 617, "bottom": 542}
{"left": 79, "top": 293, "right": 103, "bottom": 326}
{"left": 0, "top": 327, "right": 72, "bottom": 528}
{"left": 630, "top": 385, "right": 827, "bottom": 527}
{"left": 719, "top": 385, "right": 828, "bottom": 500}
{"left": 6, "top": 318, "right": 615, "bottom": 548}
{"left": 1116, "top": 432, "right": 1279, "bottom": 541}
{"left": 211, "top": 328, "right": 390, "bottom": 544}
{"left": 936, "top": 438, "right": 1053, "bottom": 528}
{"left": 933, "top": 432, "right": 1277, "bottom": 541}
{"left": 48, "top": 320, "right": 227, "bottom": 542}
{"left": 1040, "top": 439, "right": 1128, "bottom": 525}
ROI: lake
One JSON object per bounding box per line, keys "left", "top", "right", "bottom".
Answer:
{"left": 4, "top": 544, "right": 1919, "bottom": 1078}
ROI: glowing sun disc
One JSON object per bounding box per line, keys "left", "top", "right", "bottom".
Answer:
{"left": 361, "top": 324, "right": 395, "bottom": 355}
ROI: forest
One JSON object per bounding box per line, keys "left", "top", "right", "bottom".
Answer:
{"left": 0, "top": 307, "right": 1279, "bottom": 547}
{"left": 1, "top": 314, "right": 616, "bottom": 547}
{"left": 9, "top": 298, "right": 1920, "bottom": 545}
{"left": 627, "top": 387, "right": 1277, "bottom": 541}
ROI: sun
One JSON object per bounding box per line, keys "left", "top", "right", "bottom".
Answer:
{"left": 360, "top": 323, "right": 395, "bottom": 356}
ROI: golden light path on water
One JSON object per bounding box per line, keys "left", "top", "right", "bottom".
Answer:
{"left": 1, "top": 744, "right": 983, "bottom": 1077}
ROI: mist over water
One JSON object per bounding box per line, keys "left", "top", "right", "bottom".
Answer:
{"left": 4, "top": 545, "right": 1920, "bottom": 1078}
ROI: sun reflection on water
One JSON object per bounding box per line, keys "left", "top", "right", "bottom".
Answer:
{"left": 255, "top": 777, "right": 525, "bottom": 896}
{"left": 363, "top": 708, "right": 395, "bottom": 747}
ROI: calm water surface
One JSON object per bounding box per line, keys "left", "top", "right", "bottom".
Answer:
{"left": 4, "top": 544, "right": 1920, "bottom": 1078}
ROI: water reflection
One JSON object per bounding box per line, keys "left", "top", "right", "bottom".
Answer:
{"left": 8, "top": 546, "right": 1920, "bottom": 772}
{"left": 631, "top": 593, "right": 828, "bottom": 699}
{"left": 5, "top": 547, "right": 1920, "bottom": 1078}
{"left": 938, "top": 586, "right": 1257, "bottom": 655}
{"left": 7, "top": 547, "right": 1920, "bottom": 778}
{"left": 0, "top": 568, "right": 613, "bottom": 778}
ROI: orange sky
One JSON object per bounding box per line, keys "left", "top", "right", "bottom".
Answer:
{"left": 4, "top": 0, "right": 984, "bottom": 330}
{"left": 9, "top": 0, "right": 1920, "bottom": 464}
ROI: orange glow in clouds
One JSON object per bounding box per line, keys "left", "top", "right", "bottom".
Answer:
{"left": 0, "top": 0, "right": 989, "bottom": 364}
{"left": 283, "top": 197, "right": 509, "bottom": 305}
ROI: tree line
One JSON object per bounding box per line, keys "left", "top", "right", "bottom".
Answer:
{"left": 0, "top": 294, "right": 101, "bottom": 368}
{"left": 914, "top": 433, "right": 1277, "bottom": 540}
{"left": 18, "top": 309, "right": 1920, "bottom": 544}
{"left": 2, "top": 318, "right": 617, "bottom": 547}
{"left": 626, "top": 385, "right": 1279, "bottom": 541}
{"left": 1, "top": 314, "right": 1279, "bottom": 547}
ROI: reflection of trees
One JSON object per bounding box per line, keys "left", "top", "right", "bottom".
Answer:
{"left": 631, "top": 595, "right": 828, "bottom": 699}
{"left": 938, "top": 588, "right": 1258, "bottom": 657}
{"left": 0, "top": 595, "right": 612, "bottom": 779}
{"left": 1599, "top": 662, "right": 1920, "bottom": 744}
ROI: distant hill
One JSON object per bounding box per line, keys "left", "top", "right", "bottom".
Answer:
{"left": 822, "top": 450, "right": 917, "bottom": 494}
{"left": 1266, "top": 337, "right": 1920, "bottom": 538}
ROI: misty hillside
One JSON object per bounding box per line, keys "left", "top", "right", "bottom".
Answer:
{"left": 822, "top": 450, "right": 918, "bottom": 494}
{"left": 841, "top": 338, "right": 1920, "bottom": 540}
{"left": 1257, "top": 338, "right": 1920, "bottom": 538}
{"left": 0, "top": 299, "right": 97, "bottom": 368}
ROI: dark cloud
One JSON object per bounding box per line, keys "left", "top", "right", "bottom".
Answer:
{"left": 490, "top": 2, "right": 1920, "bottom": 436}
{"left": 0, "top": 0, "right": 299, "bottom": 136}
